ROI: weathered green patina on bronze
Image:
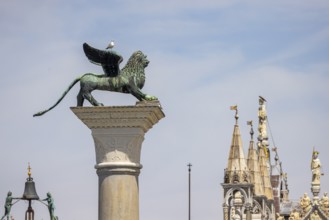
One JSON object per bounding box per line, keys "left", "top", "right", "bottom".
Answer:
{"left": 33, "top": 43, "right": 157, "bottom": 117}
{"left": 1, "top": 192, "right": 14, "bottom": 220}
{"left": 43, "top": 192, "right": 58, "bottom": 220}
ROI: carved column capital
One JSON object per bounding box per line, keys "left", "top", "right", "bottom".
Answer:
{"left": 70, "top": 101, "right": 164, "bottom": 132}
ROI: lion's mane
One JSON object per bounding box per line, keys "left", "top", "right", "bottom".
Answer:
{"left": 120, "top": 51, "right": 147, "bottom": 89}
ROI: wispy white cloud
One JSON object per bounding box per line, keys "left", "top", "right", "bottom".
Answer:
{"left": 255, "top": 26, "right": 329, "bottom": 66}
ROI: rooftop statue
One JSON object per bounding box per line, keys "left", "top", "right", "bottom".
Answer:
{"left": 320, "top": 192, "right": 329, "bottom": 216}
{"left": 289, "top": 209, "right": 301, "bottom": 220}
{"left": 257, "top": 96, "right": 268, "bottom": 140}
{"left": 33, "top": 42, "right": 158, "bottom": 117}
{"left": 1, "top": 192, "right": 18, "bottom": 220}
{"left": 42, "top": 192, "right": 58, "bottom": 220}
{"left": 310, "top": 210, "right": 321, "bottom": 220}
{"left": 299, "top": 193, "right": 312, "bottom": 216}
{"left": 311, "top": 150, "right": 322, "bottom": 185}
{"left": 257, "top": 96, "right": 269, "bottom": 159}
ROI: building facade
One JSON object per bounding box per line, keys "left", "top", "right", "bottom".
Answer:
{"left": 221, "top": 97, "right": 329, "bottom": 220}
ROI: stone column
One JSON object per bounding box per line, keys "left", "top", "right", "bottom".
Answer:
{"left": 245, "top": 203, "right": 252, "bottom": 220}
{"left": 223, "top": 203, "right": 229, "bottom": 220}
{"left": 71, "top": 101, "right": 164, "bottom": 220}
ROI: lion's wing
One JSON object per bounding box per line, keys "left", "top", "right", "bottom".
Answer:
{"left": 83, "top": 43, "right": 123, "bottom": 77}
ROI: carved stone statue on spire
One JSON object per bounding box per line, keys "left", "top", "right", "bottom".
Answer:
{"left": 257, "top": 96, "right": 270, "bottom": 161}
{"left": 258, "top": 96, "right": 268, "bottom": 141}
{"left": 311, "top": 150, "right": 322, "bottom": 185}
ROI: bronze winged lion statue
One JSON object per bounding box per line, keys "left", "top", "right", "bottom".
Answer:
{"left": 33, "top": 43, "right": 158, "bottom": 117}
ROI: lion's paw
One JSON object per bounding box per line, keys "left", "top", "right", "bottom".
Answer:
{"left": 145, "top": 95, "right": 158, "bottom": 101}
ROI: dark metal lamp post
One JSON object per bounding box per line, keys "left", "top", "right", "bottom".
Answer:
{"left": 187, "top": 163, "right": 192, "bottom": 220}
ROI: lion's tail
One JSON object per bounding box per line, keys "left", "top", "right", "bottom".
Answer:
{"left": 33, "top": 76, "right": 82, "bottom": 117}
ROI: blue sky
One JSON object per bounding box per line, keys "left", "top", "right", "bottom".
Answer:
{"left": 1, "top": 1, "right": 329, "bottom": 219}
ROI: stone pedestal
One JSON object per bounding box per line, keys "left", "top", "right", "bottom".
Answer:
{"left": 71, "top": 101, "right": 164, "bottom": 220}
{"left": 311, "top": 183, "right": 320, "bottom": 204}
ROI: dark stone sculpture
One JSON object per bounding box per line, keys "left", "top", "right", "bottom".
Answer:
{"left": 33, "top": 43, "right": 157, "bottom": 117}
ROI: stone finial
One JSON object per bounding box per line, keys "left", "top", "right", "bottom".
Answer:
{"left": 233, "top": 168, "right": 240, "bottom": 183}
{"left": 247, "top": 120, "right": 254, "bottom": 140}
{"left": 224, "top": 169, "right": 229, "bottom": 183}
